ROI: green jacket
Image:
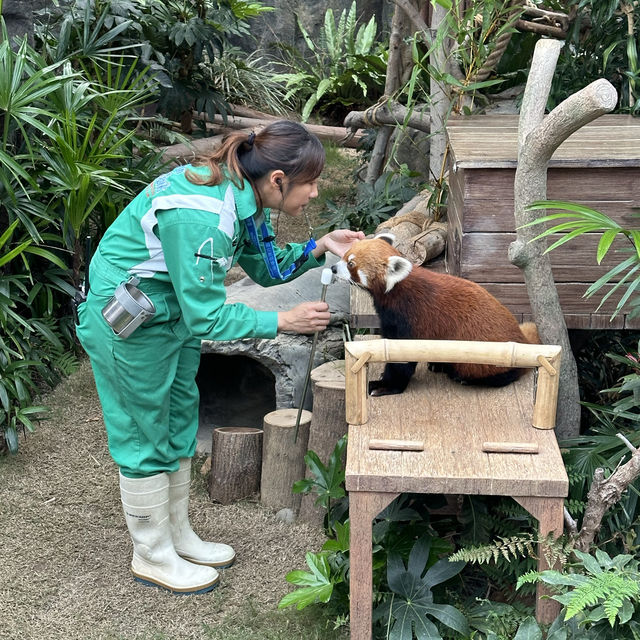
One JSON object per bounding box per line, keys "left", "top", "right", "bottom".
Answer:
{"left": 93, "top": 164, "right": 324, "bottom": 341}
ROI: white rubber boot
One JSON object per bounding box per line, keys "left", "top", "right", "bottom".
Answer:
{"left": 119, "top": 471, "right": 220, "bottom": 594}
{"left": 168, "top": 458, "right": 236, "bottom": 568}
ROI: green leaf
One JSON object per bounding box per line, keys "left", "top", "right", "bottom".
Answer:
{"left": 513, "top": 616, "right": 543, "bottom": 640}
{"left": 277, "top": 583, "right": 333, "bottom": 610}
{"left": 385, "top": 540, "right": 469, "bottom": 639}
{"left": 279, "top": 552, "right": 334, "bottom": 610}
{"left": 423, "top": 557, "right": 465, "bottom": 589}
{"left": 573, "top": 549, "right": 604, "bottom": 576}
{"left": 596, "top": 229, "right": 621, "bottom": 264}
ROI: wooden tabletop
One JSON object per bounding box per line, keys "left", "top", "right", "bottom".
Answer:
{"left": 447, "top": 114, "right": 640, "bottom": 169}
{"left": 345, "top": 365, "right": 568, "bottom": 498}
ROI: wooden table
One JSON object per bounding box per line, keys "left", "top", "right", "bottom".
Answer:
{"left": 344, "top": 339, "right": 569, "bottom": 640}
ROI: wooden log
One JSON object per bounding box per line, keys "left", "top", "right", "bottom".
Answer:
{"left": 298, "top": 361, "right": 348, "bottom": 526}
{"left": 376, "top": 212, "right": 447, "bottom": 265}
{"left": 260, "top": 408, "right": 312, "bottom": 513}
{"left": 189, "top": 113, "right": 365, "bottom": 148}
{"left": 209, "top": 426, "right": 263, "bottom": 505}
{"left": 344, "top": 102, "right": 431, "bottom": 133}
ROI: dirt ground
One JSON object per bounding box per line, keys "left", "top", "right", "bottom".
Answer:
{"left": 0, "top": 359, "right": 330, "bottom": 640}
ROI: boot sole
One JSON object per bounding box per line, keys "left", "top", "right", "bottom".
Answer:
{"left": 177, "top": 553, "right": 236, "bottom": 569}
{"left": 132, "top": 571, "right": 219, "bottom": 595}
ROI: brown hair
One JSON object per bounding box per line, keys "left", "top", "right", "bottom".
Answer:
{"left": 186, "top": 120, "right": 325, "bottom": 197}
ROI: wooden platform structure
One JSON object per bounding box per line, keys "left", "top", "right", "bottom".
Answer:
{"left": 446, "top": 114, "right": 640, "bottom": 329}
{"left": 343, "top": 338, "right": 569, "bottom": 639}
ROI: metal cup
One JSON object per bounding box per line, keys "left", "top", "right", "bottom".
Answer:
{"left": 101, "top": 276, "right": 156, "bottom": 339}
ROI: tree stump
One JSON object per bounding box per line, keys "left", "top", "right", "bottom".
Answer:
{"left": 209, "top": 426, "right": 263, "bottom": 505}
{"left": 298, "top": 361, "right": 348, "bottom": 526}
{"left": 260, "top": 408, "right": 312, "bottom": 513}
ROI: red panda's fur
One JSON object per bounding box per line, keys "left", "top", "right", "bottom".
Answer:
{"left": 332, "top": 234, "right": 539, "bottom": 395}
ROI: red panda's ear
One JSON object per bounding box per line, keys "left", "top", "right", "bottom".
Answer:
{"left": 385, "top": 256, "right": 412, "bottom": 292}
{"left": 375, "top": 232, "right": 395, "bottom": 246}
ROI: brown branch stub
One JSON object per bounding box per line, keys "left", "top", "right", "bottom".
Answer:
{"left": 574, "top": 443, "right": 640, "bottom": 551}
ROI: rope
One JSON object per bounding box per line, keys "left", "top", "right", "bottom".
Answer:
{"left": 361, "top": 96, "right": 390, "bottom": 127}
{"left": 469, "top": 0, "right": 524, "bottom": 84}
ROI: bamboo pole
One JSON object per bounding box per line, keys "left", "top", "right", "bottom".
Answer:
{"left": 345, "top": 339, "right": 561, "bottom": 368}
{"left": 344, "top": 339, "right": 562, "bottom": 427}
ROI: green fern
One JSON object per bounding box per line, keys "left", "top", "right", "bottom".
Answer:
{"left": 517, "top": 549, "right": 640, "bottom": 628}
{"left": 568, "top": 572, "right": 639, "bottom": 624}
{"left": 450, "top": 534, "right": 536, "bottom": 565}
{"left": 450, "top": 533, "right": 572, "bottom": 569}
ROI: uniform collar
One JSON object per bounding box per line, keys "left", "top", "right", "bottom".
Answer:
{"left": 229, "top": 178, "right": 269, "bottom": 221}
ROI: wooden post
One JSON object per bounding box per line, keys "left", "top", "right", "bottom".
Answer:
{"left": 298, "top": 361, "right": 348, "bottom": 526}
{"left": 209, "top": 426, "right": 263, "bottom": 505}
{"left": 260, "top": 408, "right": 312, "bottom": 513}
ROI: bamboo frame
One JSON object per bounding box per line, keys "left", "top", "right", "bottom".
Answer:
{"left": 344, "top": 339, "right": 562, "bottom": 430}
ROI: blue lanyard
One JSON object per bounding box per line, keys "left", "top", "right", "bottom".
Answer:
{"left": 244, "top": 214, "right": 316, "bottom": 280}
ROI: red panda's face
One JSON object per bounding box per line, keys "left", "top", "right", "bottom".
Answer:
{"left": 331, "top": 233, "right": 412, "bottom": 294}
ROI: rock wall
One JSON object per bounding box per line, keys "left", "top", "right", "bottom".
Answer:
{"left": 2, "top": 0, "right": 49, "bottom": 44}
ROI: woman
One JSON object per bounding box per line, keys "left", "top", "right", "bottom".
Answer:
{"left": 76, "top": 120, "right": 364, "bottom": 595}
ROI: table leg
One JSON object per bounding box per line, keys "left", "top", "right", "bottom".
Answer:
{"left": 349, "top": 491, "right": 398, "bottom": 640}
{"left": 515, "top": 496, "right": 565, "bottom": 624}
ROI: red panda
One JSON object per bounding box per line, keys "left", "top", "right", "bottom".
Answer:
{"left": 331, "top": 233, "right": 539, "bottom": 396}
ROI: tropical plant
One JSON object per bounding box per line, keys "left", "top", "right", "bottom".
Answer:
{"left": 35, "top": 0, "right": 277, "bottom": 132}
{"left": 0, "top": 16, "right": 165, "bottom": 451}
{"left": 374, "top": 536, "right": 468, "bottom": 640}
{"left": 0, "top": 221, "right": 74, "bottom": 453}
{"left": 526, "top": 200, "right": 640, "bottom": 322}
{"left": 41, "top": 57, "right": 162, "bottom": 286}
{"left": 199, "top": 47, "right": 292, "bottom": 116}
{"left": 274, "top": 1, "right": 387, "bottom": 123}
{"left": 429, "top": 0, "right": 526, "bottom": 111}
{"left": 292, "top": 434, "right": 348, "bottom": 534}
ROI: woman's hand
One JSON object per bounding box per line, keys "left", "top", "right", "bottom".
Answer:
{"left": 277, "top": 301, "right": 330, "bottom": 334}
{"left": 312, "top": 229, "right": 365, "bottom": 260}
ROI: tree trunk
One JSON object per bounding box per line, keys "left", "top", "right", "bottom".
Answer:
{"left": 209, "top": 426, "right": 263, "bottom": 505}
{"left": 429, "top": 1, "right": 450, "bottom": 182}
{"left": 510, "top": 39, "right": 618, "bottom": 440}
{"left": 364, "top": 0, "right": 409, "bottom": 184}
{"left": 260, "top": 408, "right": 312, "bottom": 513}
{"left": 298, "top": 361, "right": 348, "bottom": 526}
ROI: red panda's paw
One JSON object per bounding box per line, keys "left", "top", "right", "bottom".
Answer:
{"left": 369, "top": 380, "right": 405, "bottom": 396}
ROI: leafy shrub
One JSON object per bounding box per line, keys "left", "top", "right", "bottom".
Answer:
{"left": 319, "top": 170, "right": 422, "bottom": 234}
{"left": 282, "top": 437, "right": 469, "bottom": 638}
{"left": 551, "top": 0, "right": 639, "bottom": 115}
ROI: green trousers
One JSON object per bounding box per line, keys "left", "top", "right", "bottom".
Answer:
{"left": 77, "top": 251, "right": 200, "bottom": 478}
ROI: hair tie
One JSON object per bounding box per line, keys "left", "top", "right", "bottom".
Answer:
{"left": 247, "top": 131, "right": 256, "bottom": 147}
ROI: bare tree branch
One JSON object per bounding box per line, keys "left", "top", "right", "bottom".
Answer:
{"left": 511, "top": 38, "right": 617, "bottom": 439}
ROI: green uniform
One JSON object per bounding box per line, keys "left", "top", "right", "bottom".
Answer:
{"left": 77, "top": 165, "right": 323, "bottom": 478}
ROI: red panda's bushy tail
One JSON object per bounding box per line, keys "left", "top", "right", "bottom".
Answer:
{"left": 519, "top": 322, "right": 540, "bottom": 345}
